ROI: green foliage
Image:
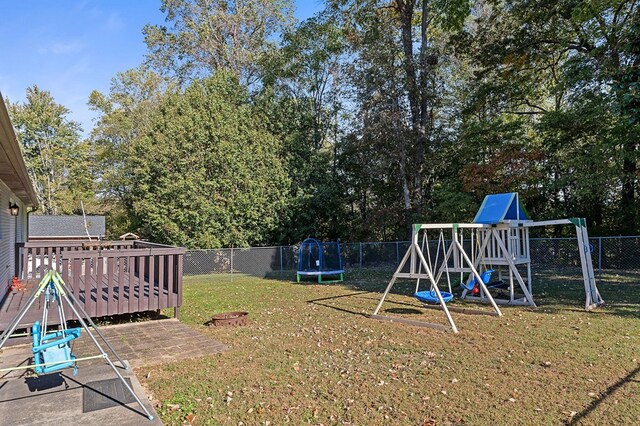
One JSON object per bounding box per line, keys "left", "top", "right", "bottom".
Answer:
{"left": 16, "top": 0, "right": 639, "bottom": 245}
{"left": 129, "top": 73, "right": 290, "bottom": 247}
{"left": 143, "top": 0, "right": 295, "bottom": 84}
{"left": 88, "top": 67, "right": 169, "bottom": 238}
{"left": 457, "top": 0, "right": 640, "bottom": 235}
{"left": 257, "top": 14, "right": 349, "bottom": 243}
{"left": 7, "top": 86, "right": 95, "bottom": 214}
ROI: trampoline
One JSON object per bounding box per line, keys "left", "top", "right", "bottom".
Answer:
{"left": 297, "top": 238, "right": 344, "bottom": 283}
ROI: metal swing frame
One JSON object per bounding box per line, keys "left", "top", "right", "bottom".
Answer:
{"left": 0, "top": 270, "right": 154, "bottom": 421}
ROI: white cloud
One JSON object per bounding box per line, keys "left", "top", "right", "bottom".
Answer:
{"left": 38, "top": 41, "right": 85, "bottom": 55}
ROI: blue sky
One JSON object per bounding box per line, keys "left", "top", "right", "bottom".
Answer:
{"left": 0, "top": 0, "right": 324, "bottom": 136}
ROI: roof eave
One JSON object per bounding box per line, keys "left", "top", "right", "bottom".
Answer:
{"left": 0, "top": 91, "right": 39, "bottom": 207}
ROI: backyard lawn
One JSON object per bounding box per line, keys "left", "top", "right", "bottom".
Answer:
{"left": 140, "top": 271, "right": 640, "bottom": 425}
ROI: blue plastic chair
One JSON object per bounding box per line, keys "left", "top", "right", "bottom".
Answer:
{"left": 32, "top": 321, "right": 82, "bottom": 375}
{"left": 460, "top": 269, "right": 494, "bottom": 291}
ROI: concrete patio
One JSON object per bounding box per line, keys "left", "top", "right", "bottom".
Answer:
{"left": 0, "top": 319, "right": 226, "bottom": 425}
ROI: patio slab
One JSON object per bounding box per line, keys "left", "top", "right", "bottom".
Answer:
{"left": 0, "top": 319, "right": 227, "bottom": 425}
{"left": 0, "top": 361, "right": 161, "bottom": 426}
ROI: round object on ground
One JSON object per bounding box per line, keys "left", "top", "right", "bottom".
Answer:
{"left": 208, "top": 312, "right": 248, "bottom": 327}
{"left": 414, "top": 290, "right": 454, "bottom": 304}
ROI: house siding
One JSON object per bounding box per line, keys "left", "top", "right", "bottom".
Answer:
{"left": 0, "top": 180, "right": 12, "bottom": 296}
{"left": 0, "top": 179, "right": 27, "bottom": 298}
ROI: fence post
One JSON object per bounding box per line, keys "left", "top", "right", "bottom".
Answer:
{"left": 359, "top": 242, "right": 363, "bottom": 269}
{"left": 279, "top": 246, "right": 283, "bottom": 277}
{"left": 396, "top": 241, "right": 400, "bottom": 265}
{"left": 598, "top": 237, "right": 602, "bottom": 283}
{"left": 230, "top": 246, "right": 234, "bottom": 277}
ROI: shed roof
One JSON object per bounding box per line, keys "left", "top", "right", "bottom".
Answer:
{"left": 473, "top": 193, "right": 530, "bottom": 224}
{"left": 29, "top": 215, "right": 106, "bottom": 238}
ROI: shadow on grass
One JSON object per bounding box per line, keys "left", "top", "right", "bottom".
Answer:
{"left": 568, "top": 364, "right": 640, "bottom": 425}
{"left": 331, "top": 268, "right": 640, "bottom": 319}
{"left": 385, "top": 307, "right": 423, "bottom": 315}
{"left": 306, "top": 292, "right": 371, "bottom": 317}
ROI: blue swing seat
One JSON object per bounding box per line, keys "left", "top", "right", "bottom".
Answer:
{"left": 460, "top": 269, "right": 494, "bottom": 291}
{"left": 414, "top": 290, "right": 454, "bottom": 304}
{"left": 32, "top": 321, "right": 82, "bottom": 375}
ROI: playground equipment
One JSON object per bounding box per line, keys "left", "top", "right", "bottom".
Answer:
{"left": 371, "top": 193, "right": 604, "bottom": 333}
{"left": 0, "top": 270, "right": 154, "bottom": 421}
{"left": 297, "top": 238, "right": 344, "bottom": 283}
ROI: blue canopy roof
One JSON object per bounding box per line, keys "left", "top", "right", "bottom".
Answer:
{"left": 473, "top": 193, "right": 530, "bottom": 224}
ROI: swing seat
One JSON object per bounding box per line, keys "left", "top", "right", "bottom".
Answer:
{"left": 414, "top": 290, "right": 454, "bottom": 304}
{"left": 460, "top": 269, "right": 494, "bottom": 291}
{"left": 32, "top": 321, "right": 82, "bottom": 375}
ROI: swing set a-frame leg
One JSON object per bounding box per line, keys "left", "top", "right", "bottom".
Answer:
{"left": 371, "top": 242, "right": 459, "bottom": 333}
{"left": 59, "top": 289, "right": 155, "bottom": 420}
{"left": 0, "top": 274, "right": 54, "bottom": 350}
{"left": 0, "top": 271, "right": 155, "bottom": 421}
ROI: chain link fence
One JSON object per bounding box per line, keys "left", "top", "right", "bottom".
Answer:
{"left": 183, "top": 236, "right": 640, "bottom": 284}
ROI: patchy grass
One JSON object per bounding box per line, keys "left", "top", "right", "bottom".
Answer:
{"left": 139, "top": 270, "right": 640, "bottom": 425}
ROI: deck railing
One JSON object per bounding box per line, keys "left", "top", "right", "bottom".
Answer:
{"left": 16, "top": 240, "right": 184, "bottom": 318}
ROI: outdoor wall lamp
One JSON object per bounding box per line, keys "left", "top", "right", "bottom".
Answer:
{"left": 9, "top": 202, "right": 19, "bottom": 216}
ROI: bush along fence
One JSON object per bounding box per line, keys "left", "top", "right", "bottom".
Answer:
{"left": 182, "top": 236, "right": 640, "bottom": 283}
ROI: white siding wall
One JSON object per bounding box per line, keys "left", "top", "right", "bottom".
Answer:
{"left": 0, "top": 180, "right": 11, "bottom": 296}
{"left": 0, "top": 180, "right": 27, "bottom": 297}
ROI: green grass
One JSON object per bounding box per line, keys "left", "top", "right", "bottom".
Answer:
{"left": 139, "top": 270, "right": 640, "bottom": 425}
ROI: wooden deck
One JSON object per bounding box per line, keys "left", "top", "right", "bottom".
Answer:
{"left": 1, "top": 240, "right": 184, "bottom": 332}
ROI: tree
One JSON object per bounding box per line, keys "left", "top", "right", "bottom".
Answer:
{"left": 143, "top": 0, "right": 295, "bottom": 85}
{"left": 458, "top": 0, "right": 640, "bottom": 234}
{"left": 257, "top": 14, "right": 350, "bottom": 243}
{"left": 128, "top": 73, "right": 290, "bottom": 247}
{"left": 7, "top": 86, "right": 94, "bottom": 215}
{"left": 89, "top": 68, "right": 169, "bottom": 237}
{"left": 330, "top": 0, "right": 471, "bottom": 236}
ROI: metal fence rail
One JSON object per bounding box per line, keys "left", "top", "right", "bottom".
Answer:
{"left": 183, "top": 236, "right": 640, "bottom": 281}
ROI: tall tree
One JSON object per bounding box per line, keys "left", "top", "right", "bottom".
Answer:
{"left": 331, "top": 0, "right": 470, "bottom": 235}
{"left": 129, "top": 73, "right": 290, "bottom": 247}
{"left": 459, "top": 0, "right": 640, "bottom": 234}
{"left": 143, "top": 0, "right": 295, "bottom": 85}
{"left": 258, "top": 14, "right": 349, "bottom": 242}
{"left": 7, "top": 86, "right": 94, "bottom": 215}
{"left": 88, "top": 68, "right": 168, "bottom": 236}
